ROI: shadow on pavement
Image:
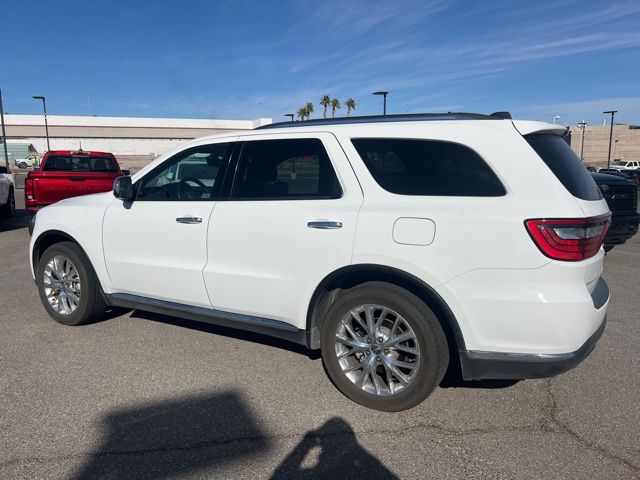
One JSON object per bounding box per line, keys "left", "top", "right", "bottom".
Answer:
{"left": 72, "top": 390, "right": 269, "bottom": 479}
{"left": 0, "top": 210, "right": 28, "bottom": 233}
{"left": 130, "top": 309, "right": 321, "bottom": 359}
{"left": 271, "top": 417, "right": 398, "bottom": 479}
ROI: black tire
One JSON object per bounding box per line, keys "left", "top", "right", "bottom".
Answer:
{"left": 321, "top": 282, "right": 449, "bottom": 412}
{"left": 604, "top": 245, "right": 615, "bottom": 253}
{"left": 36, "top": 241, "right": 106, "bottom": 326}
{"left": 1, "top": 188, "right": 15, "bottom": 218}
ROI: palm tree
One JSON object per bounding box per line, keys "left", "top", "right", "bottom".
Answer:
{"left": 320, "top": 95, "right": 331, "bottom": 118}
{"left": 331, "top": 98, "right": 341, "bottom": 118}
{"left": 297, "top": 106, "right": 308, "bottom": 121}
{"left": 305, "top": 102, "right": 314, "bottom": 120}
{"left": 345, "top": 98, "right": 356, "bottom": 116}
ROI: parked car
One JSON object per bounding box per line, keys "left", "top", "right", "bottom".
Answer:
{"left": 25, "top": 150, "right": 124, "bottom": 234}
{"left": 591, "top": 172, "right": 639, "bottom": 251}
{"left": 598, "top": 168, "right": 640, "bottom": 187}
{"left": 611, "top": 160, "right": 640, "bottom": 170}
{"left": 0, "top": 165, "right": 15, "bottom": 218}
{"left": 29, "top": 113, "right": 611, "bottom": 411}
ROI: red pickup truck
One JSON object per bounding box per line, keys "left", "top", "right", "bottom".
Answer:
{"left": 25, "top": 150, "right": 125, "bottom": 233}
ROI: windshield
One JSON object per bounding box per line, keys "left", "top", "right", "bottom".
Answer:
{"left": 43, "top": 155, "right": 118, "bottom": 172}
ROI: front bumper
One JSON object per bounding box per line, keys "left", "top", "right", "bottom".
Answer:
{"left": 459, "top": 277, "right": 609, "bottom": 380}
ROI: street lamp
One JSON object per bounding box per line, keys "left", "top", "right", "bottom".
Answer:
{"left": 577, "top": 120, "right": 587, "bottom": 162}
{"left": 553, "top": 115, "right": 560, "bottom": 124}
{"left": 372, "top": 91, "right": 388, "bottom": 115}
{"left": 32, "top": 95, "right": 50, "bottom": 151}
{"left": 603, "top": 110, "right": 617, "bottom": 169}
{"left": 284, "top": 113, "right": 294, "bottom": 122}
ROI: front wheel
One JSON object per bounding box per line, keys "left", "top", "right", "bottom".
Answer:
{"left": 36, "top": 241, "right": 106, "bottom": 326}
{"left": 321, "top": 282, "right": 449, "bottom": 412}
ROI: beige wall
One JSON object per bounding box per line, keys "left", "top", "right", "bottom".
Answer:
{"left": 568, "top": 124, "right": 640, "bottom": 167}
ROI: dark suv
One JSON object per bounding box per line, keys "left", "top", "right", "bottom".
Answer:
{"left": 591, "top": 172, "right": 639, "bottom": 251}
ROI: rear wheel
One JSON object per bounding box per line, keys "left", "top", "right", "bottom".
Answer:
{"left": 36, "top": 241, "right": 106, "bottom": 326}
{"left": 0, "top": 189, "right": 15, "bottom": 218}
{"left": 321, "top": 282, "right": 449, "bottom": 411}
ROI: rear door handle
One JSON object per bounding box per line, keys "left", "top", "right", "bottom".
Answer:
{"left": 307, "top": 221, "right": 342, "bottom": 229}
{"left": 176, "top": 216, "right": 203, "bottom": 224}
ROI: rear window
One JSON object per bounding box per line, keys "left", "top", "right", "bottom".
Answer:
{"left": 43, "top": 155, "right": 118, "bottom": 172}
{"left": 350, "top": 138, "right": 506, "bottom": 196}
{"left": 525, "top": 134, "right": 601, "bottom": 201}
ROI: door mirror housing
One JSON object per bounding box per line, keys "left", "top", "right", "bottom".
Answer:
{"left": 113, "top": 176, "right": 134, "bottom": 201}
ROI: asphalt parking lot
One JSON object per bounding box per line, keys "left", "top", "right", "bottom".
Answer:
{"left": 1, "top": 197, "right": 639, "bottom": 479}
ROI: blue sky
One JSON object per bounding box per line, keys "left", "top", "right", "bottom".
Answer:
{"left": 1, "top": 0, "right": 639, "bottom": 125}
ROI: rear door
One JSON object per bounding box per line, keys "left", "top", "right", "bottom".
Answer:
{"left": 203, "top": 132, "right": 363, "bottom": 328}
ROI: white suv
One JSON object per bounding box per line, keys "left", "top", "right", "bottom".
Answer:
{"left": 29, "top": 113, "right": 611, "bottom": 411}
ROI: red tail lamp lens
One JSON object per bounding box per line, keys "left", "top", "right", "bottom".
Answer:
{"left": 525, "top": 214, "right": 611, "bottom": 261}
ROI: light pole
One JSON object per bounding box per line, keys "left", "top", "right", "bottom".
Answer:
{"left": 284, "top": 113, "right": 294, "bottom": 122}
{"left": 0, "top": 88, "right": 9, "bottom": 170}
{"left": 553, "top": 115, "right": 560, "bottom": 124}
{"left": 603, "top": 110, "right": 617, "bottom": 169}
{"left": 577, "top": 120, "right": 587, "bottom": 162}
{"left": 373, "top": 91, "right": 388, "bottom": 115}
{"left": 32, "top": 95, "right": 50, "bottom": 151}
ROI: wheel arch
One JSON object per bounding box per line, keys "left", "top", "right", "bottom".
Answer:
{"left": 32, "top": 230, "right": 91, "bottom": 278}
{"left": 305, "top": 264, "right": 466, "bottom": 358}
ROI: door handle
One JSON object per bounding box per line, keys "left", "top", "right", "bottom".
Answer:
{"left": 176, "top": 216, "right": 203, "bottom": 224}
{"left": 307, "top": 221, "right": 343, "bottom": 229}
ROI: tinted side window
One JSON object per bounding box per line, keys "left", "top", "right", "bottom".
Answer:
{"left": 231, "top": 139, "right": 341, "bottom": 199}
{"left": 525, "top": 134, "right": 602, "bottom": 201}
{"left": 136, "top": 143, "right": 231, "bottom": 201}
{"left": 351, "top": 138, "right": 506, "bottom": 196}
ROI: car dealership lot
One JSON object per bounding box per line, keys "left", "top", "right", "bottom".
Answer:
{"left": 1, "top": 203, "right": 639, "bottom": 479}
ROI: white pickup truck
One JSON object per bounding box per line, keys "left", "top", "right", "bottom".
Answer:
{"left": 0, "top": 165, "right": 15, "bottom": 217}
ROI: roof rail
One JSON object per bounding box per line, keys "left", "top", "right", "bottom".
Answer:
{"left": 256, "top": 112, "right": 500, "bottom": 130}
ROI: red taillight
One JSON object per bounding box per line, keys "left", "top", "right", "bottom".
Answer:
{"left": 25, "top": 176, "right": 34, "bottom": 206}
{"left": 525, "top": 214, "right": 611, "bottom": 261}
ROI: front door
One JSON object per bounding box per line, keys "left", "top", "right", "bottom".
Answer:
{"left": 103, "top": 140, "right": 235, "bottom": 307}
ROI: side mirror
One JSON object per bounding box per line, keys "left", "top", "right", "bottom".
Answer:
{"left": 122, "top": 169, "right": 130, "bottom": 176}
{"left": 0, "top": 166, "right": 7, "bottom": 174}
{"left": 113, "top": 176, "right": 134, "bottom": 201}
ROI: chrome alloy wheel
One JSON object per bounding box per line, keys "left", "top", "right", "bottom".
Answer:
{"left": 335, "top": 304, "right": 421, "bottom": 396}
{"left": 43, "top": 255, "right": 81, "bottom": 315}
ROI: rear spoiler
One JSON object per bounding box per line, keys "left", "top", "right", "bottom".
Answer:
{"left": 512, "top": 120, "right": 567, "bottom": 136}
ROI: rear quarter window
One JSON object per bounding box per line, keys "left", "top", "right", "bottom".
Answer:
{"left": 350, "top": 138, "right": 506, "bottom": 196}
{"left": 525, "top": 134, "right": 602, "bottom": 201}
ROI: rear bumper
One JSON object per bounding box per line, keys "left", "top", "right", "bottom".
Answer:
{"left": 459, "top": 277, "right": 609, "bottom": 380}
